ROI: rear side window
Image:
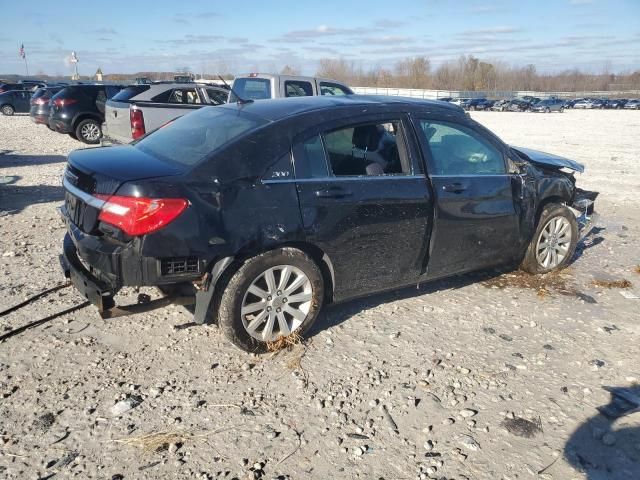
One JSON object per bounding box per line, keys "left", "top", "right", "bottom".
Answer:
{"left": 167, "top": 89, "right": 200, "bottom": 104}
{"left": 111, "top": 85, "right": 150, "bottom": 101}
{"left": 285, "top": 80, "right": 313, "bottom": 97}
{"left": 293, "top": 135, "right": 329, "bottom": 179}
{"left": 319, "top": 82, "right": 351, "bottom": 96}
{"left": 419, "top": 120, "right": 505, "bottom": 175}
{"left": 229, "top": 78, "right": 271, "bottom": 102}
{"left": 134, "top": 107, "right": 268, "bottom": 167}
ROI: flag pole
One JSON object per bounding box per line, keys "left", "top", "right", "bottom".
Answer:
{"left": 23, "top": 57, "right": 29, "bottom": 77}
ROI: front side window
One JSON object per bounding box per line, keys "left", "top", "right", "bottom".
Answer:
{"left": 319, "top": 82, "right": 351, "bottom": 96}
{"left": 419, "top": 120, "right": 505, "bottom": 175}
{"left": 285, "top": 81, "right": 313, "bottom": 97}
{"left": 207, "top": 88, "right": 228, "bottom": 105}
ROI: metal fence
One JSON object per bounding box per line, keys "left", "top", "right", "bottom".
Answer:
{"left": 352, "top": 86, "right": 640, "bottom": 100}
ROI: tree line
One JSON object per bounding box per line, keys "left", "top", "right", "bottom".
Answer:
{"left": 311, "top": 56, "right": 640, "bottom": 92}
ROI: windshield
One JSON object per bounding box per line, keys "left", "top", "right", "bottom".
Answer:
{"left": 229, "top": 78, "right": 271, "bottom": 102}
{"left": 134, "top": 106, "right": 269, "bottom": 167}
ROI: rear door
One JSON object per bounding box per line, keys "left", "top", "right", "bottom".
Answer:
{"left": 15, "top": 91, "right": 31, "bottom": 112}
{"left": 292, "top": 113, "right": 432, "bottom": 300}
{"left": 412, "top": 116, "right": 522, "bottom": 278}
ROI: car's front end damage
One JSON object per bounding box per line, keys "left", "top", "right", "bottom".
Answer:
{"left": 512, "top": 146, "right": 599, "bottom": 241}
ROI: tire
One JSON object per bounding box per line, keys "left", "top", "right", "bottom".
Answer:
{"left": 1, "top": 104, "right": 15, "bottom": 116}
{"left": 75, "top": 118, "right": 101, "bottom": 144}
{"left": 560, "top": 107, "right": 564, "bottom": 113}
{"left": 545, "top": 107, "right": 550, "bottom": 113}
{"left": 520, "top": 203, "right": 578, "bottom": 275}
{"left": 216, "top": 248, "right": 324, "bottom": 353}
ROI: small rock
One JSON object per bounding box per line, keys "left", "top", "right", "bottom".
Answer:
{"left": 424, "top": 440, "right": 434, "bottom": 451}
{"left": 457, "top": 434, "right": 481, "bottom": 451}
{"left": 110, "top": 396, "right": 143, "bottom": 417}
{"left": 459, "top": 409, "right": 477, "bottom": 418}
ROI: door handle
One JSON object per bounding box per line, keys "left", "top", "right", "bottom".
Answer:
{"left": 314, "top": 187, "right": 353, "bottom": 199}
{"left": 442, "top": 183, "right": 466, "bottom": 193}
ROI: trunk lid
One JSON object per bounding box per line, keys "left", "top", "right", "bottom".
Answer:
{"left": 64, "top": 146, "right": 184, "bottom": 234}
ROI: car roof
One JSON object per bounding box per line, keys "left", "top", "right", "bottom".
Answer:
{"left": 218, "top": 94, "right": 464, "bottom": 122}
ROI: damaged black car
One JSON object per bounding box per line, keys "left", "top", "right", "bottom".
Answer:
{"left": 59, "top": 95, "right": 597, "bottom": 352}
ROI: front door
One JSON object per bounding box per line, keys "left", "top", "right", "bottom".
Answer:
{"left": 293, "top": 115, "right": 432, "bottom": 300}
{"left": 413, "top": 117, "right": 521, "bottom": 278}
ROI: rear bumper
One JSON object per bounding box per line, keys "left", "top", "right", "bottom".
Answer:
{"left": 31, "top": 113, "right": 49, "bottom": 124}
{"left": 49, "top": 116, "right": 72, "bottom": 133}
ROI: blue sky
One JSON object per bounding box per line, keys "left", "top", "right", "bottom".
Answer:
{"left": 0, "top": 0, "right": 638, "bottom": 76}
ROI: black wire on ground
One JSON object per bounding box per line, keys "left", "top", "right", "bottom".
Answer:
{"left": 0, "top": 283, "right": 71, "bottom": 318}
{"left": 0, "top": 301, "right": 91, "bottom": 343}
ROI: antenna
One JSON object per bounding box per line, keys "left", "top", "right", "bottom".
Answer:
{"left": 218, "top": 75, "right": 253, "bottom": 105}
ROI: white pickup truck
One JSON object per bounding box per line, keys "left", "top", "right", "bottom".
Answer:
{"left": 102, "top": 82, "right": 229, "bottom": 144}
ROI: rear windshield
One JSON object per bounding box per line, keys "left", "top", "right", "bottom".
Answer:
{"left": 111, "top": 85, "right": 150, "bottom": 101}
{"left": 133, "top": 106, "right": 268, "bottom": 167}
{"left": 229, "top": 78, "right": 271, "bottom": 102}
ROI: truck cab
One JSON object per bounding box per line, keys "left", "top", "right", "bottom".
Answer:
{"left": 229, "top": 74, "right": 352, "bottom": 102}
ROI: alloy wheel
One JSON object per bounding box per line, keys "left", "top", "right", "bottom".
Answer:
{"left": 241, "top": 265, "right": 313, "bottom": 342}
{"left": 536, "top": 216, "right": 572, "bottom": 269}
{"left": 80, "top": 123, "right": 100, "bottom": 141}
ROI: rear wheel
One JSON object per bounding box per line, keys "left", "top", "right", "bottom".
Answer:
{"left": 1, "top": 104, "right": 14, "bottom": 116}
{"left": 217, "top": 248, "right": 324, "bottom": 352}
{"left": 75, "top": 119, "right": 101, "bottom": 144}
{"left": 521, "top": 204, "right": 578, "bottom": 274}
{"left": 560, "top": 106, "right": 564, "bottom": 113}
{"left": 545, "top": 107, "right": 550, "bottom": 113}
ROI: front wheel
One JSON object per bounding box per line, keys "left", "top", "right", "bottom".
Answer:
{"left": 520, "top": 204, "right": 578, "bottom": 274}
{"left": 75, "top": 119, "right": 101, "bottom": 144}
{"left": 217, "top": 248, "right": 324, "bottom": 352}
{"left": 1, "top": 104, "right": 15, "bottom": 116}
{"left": 560, "top": 107, "right": 564, "bottom": 113}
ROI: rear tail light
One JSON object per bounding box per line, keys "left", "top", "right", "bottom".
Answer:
{"left": 32, "top": 97, "right": 47, "bottom": 106}
{"left": 53, "top": 98, "right": 78, "bottom": 107}
{"left": 130, "top": 108, "right": 145, "bottom": 139}
{"left": 95, "top": 195, "right": 188, "bottom": 236}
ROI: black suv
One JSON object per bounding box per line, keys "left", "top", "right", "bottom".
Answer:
{"left": 30, "top": 86, "right": 65, "bottom": 125}
{"left": 49, "top": 84, "right": 124, "bottom": 144}
{"left": 0, "top": 90, "right": 33, "bottom": 115}
{"left": 60, "top": 96, "right": 597, "bottom": 352}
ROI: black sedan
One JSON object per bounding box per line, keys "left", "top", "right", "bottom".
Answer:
{"left": 59, "top": 95, "right": 597, "bottom": 352}
{"left": 0, "top": 90, "right": 33, "bottom": 115}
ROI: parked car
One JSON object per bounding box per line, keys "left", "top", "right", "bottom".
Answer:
{"left": 449, "top": 98, "right": 468, "bottom": 106}
{"left": 30, "top": 86, "right": 65, "bottom": 125}
{"left": 229, "top": 74, "right": 352, "bottom": 102}
{"left": 476, "top": 99, "right": 495, "bottom": 110}
{"left": 0, "top": 89, "right": 33, "bottom": 115}
{"left": 604, "top": 99, "right": 627, "bottom": 109}
{"left": 59, "top": 95, "right": 597, "bottom": 352}
{"left": 507, "top": 99, "right": 532, "bottom": 112}
{"left": 491, "top": 99, "right": 510, "bottom": 111}
{"left": 48, "top": 84, "right": 125, "bottom": 144}
{"left": 531, "top": 98, "right": 565, "bottom": 113}
{"left": 102, "top": 83, "right": 229, "bottom": 144}
{"left": 437, "top": 97, "right": 453, "bottom": 102}
{"left": 573, "top": 99, "right": 597, "bottom": 109}
{"left": 624, "top": 99, "right": 640, "bottom": 110}
{"left": 460, "top": 98, "right": 488, "bottom": 111}
{"left": 563, "top": 98, "right": 581, "bottom": 108}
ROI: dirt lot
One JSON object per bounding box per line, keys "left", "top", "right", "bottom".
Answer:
{"left": 1, "top": 110, "right": 639, "bottom": 480}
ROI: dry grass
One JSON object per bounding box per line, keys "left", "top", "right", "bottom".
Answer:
{"left": 634, "top": 265, "right": 640, "bottom": 274}
{"left": 113, "top": 426, "right": 239, "bottom": 454}
{"left": 266, "top": 331, "right": 302, "bottom": 353}
{"left": 483, "top": 270, "right": 575, "bottom": 298}
{"left": 591, "top": 279, "right": 632, "bottom": 289}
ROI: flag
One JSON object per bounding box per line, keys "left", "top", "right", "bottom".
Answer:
{"left": 19, "top": 44, "right": 25, "bottom": 59}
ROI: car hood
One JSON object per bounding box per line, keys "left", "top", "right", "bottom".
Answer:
{"left": 512, "top": 146, "right": 585, "bottom": 173}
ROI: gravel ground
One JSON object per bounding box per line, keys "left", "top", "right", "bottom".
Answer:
{"left": 0, "top": 110, "right": 639, "bottom": 480}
